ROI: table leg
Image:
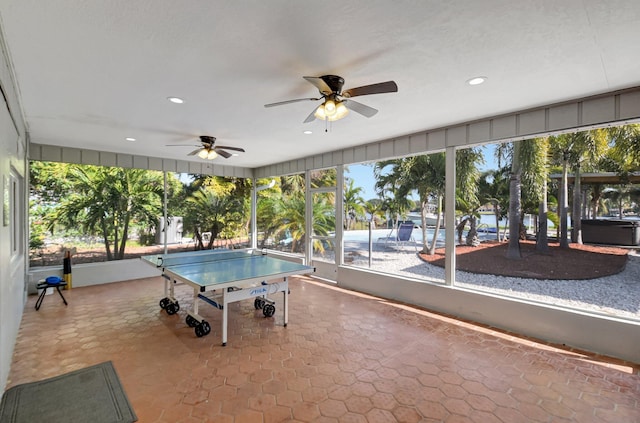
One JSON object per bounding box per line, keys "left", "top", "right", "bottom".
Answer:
{"left": 35, "top": 286, "right": 47, "bottom": 310}
{"left": 283, "top": 277, "right": 289, "bottom": 327}
{"left": 169, "top": 276, "right": 176, "bottom": 300}
{"left": 222, "top": 289, "right": 228, "bottom": 346}
{"left": 192, "top": 287, "right": 199, "bottom": 315}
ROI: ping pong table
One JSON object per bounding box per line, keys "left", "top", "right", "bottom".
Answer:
{"left": 142, "top": 249, "right": 314, "bottom": 346}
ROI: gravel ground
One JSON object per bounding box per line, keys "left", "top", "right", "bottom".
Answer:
{"left": 346, "top": 244, "right": 640, "bottom": 320}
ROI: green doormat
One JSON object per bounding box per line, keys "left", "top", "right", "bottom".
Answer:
{"left": 0, "top": 361, "right": 137, "bottom": 423}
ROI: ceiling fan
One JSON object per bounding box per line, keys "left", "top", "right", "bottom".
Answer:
{"left": 264, "top": 75, "right": 398, "bottom": 123}
{"left": 167, "top": 136, "right": 245, "bottom": 160}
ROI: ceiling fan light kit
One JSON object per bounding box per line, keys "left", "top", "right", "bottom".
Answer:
{"left": 197, "top": 148, "right": 218, "bottom": 160}
{"left": 265, "top": 74, "right": 398, "bottom": 124}
{"left": 168, "top": 135, "right": 245, "bottom": 160}
{"left": 314, "top": 99, "right": 349, "bottom": 121}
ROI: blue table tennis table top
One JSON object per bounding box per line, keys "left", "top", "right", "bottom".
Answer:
{"left": 142, "top": 249, "right": 313, "bottom": 289}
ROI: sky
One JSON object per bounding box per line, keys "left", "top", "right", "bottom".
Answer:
{"left": 345, "top": 145, "right": 499, "bottom": 201}
{"left": 345, "top": 163, "right": 378, "bottom": 201}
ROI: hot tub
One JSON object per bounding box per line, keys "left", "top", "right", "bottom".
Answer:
{"left": 581, "top": 219, "right": 640, "bottom": 246}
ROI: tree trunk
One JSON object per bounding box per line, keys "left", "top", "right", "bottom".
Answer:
{"left": 465, "top": 216, "right": 479, "bottom": 246}
{"left": 501, "top": 216, "right": 509, "bottom": 241}
{"left": 420, "top": 199, "right": 429, "bottom": 254}
{"left": 113, "top": 218, "right": 120, "bottom": 260}
{"left": 456, "top": 217, "right": 469, "bottom": 245}
{"left": 117, "top": 217, "right": 130, "bottom": 260}
{"left": 194, "top": 227, "right": 204, "bottom": 250}
{"left": 428, "top": 195, "right": 443, "bottom": 255}
{"left": 101, "top": 218, "right": 113, "bottom": 261}
{"left": 571, "top": 163, "right": 582, "bottom": 244}
{"left": 618, "top": 197, "right": 623, "bottom": 219}
{"left": 494, "top": 205, "right": 501, "bottom": 242}
{"left": 291, "top": 236, "right": 299, "bottom": 254}
{"left": 536, "top": 178, "right": 549, "bottom": 252}
{"left": 506, "top": 173, "right": 522, "bottom": 259}
{"left": 559, "top": 157, "right": 570, "bottom": 248}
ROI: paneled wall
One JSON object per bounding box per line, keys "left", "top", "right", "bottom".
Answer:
{"left": 29, "top": 144, "right": 254, "bottom": 178}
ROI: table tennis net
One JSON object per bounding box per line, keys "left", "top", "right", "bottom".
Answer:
{"left": 155, "top": 250, "right": 258, "bottom": 267}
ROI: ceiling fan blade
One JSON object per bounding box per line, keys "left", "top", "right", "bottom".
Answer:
{"left": 214, "top": 148, "right": 232, "bottom": 159}
{"left": 303, "top": 76, "right": 333, "bottom": 95}
{"left": 342, "top": 81, "right": 398, "bottom": 98}
{"left": 343, "top": 99, "right": 378, "bottom": 118}
{"left": 216, "top": 145, "right": 245, "bottom": 152}
{"left": 264, "top": 97, "right": 321, "bottom": 108}
{"left": 188, "top": 148, "right": 203, "bottom": 156}
{"left": 303, "top": 107, "right": 317, "bottom": 123}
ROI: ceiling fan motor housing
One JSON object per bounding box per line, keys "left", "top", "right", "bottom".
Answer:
{"left": 320, "top": 75, "right": 345, "bottom": 94}
{"left": 200, "top": 135, "right": 216, "bottom": 145}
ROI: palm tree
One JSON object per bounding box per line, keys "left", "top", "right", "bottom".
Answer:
{"left": 520, "top": 138, "right": 550, "bottom": 252}
{"left": 609, "top": 124, "right": 640, "bottom": 170}
{"left": 477, "top": 168, "right": 509, "bottom": 242}
{"left": 29, "top": 161, "right": 75, "bottom": 203}
{"left": 455, "top": 148, "right": 483, "bottom": 246}
{"left": 375, "top": 150, "right": 482, "bottom": 255}
{"left": 343, "top": 179, "right": 365, "bottom": 230}
{"left": 185, "top": 187, "right": 244, "bottom": 250}
{"left": 373, "top": 161, "right": 414, "bottom": 229}
{"left": 254, "top": 180, "right": 282, "bottom": 248}
{"left": 377, "top": 154, "right": 446, "bottom": 255}
{"left": 48, "top": 165, "right": 165, "bottom": 260}
{"left": 363, "top": 199, "right": 385, "bottom": 229}
{"left": 549, "top": 130, "right": 608, "bottom": 247}
{"left": 507, "top": 152, "right": 523, "bottom": 257}
{"left": 496, "top": 141, "right": 524, "bottom": 259}
{"left": 498, "top": 138, "right": 554, "bottom": 257}
{"left": 272, "top": 191, "right": 335, "bottom": 254}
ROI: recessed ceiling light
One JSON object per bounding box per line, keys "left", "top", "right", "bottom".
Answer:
{"left": 303, "top": 130, "right": 313, "bottom": 135}
{"left": 125, "top": 137, "right": 136, "bottom": 142}
{"left": 167, "top": 97, "right": 184, "bottom": 104}
{"left": 466, "top": 76, "right": 487, "bottom": 86}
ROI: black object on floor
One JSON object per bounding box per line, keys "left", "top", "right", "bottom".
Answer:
{"left": 35, "top": 276, "right": 67, "bottom": 310}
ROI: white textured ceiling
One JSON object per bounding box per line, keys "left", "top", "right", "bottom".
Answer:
{"left": 0, "top": 0, "right": 639, "bottom": 169}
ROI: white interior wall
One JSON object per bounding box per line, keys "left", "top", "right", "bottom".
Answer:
{"left": 27, "top": 249, "right": 307, "bottom": 293}
{"left": 0, "top": 51, "right": 27, "bottom": 390}
{"left": 28, "top": 259, "right": 161, "bottom": 292}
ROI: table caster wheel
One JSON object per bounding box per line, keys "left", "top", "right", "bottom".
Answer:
{"left": 159, "top": 297, "right": 170, "bottom": 309}
{"left": 165, "top": 301, "right": 180, "bottom": 315}
{"left": 263, "top": 304, "right": 276, "bottom": 318}
{"left": 195, "top": 320, "right": 211, "bottom": 337}
{"left": 186, "top": 315, "right": 198, "bottom": 327}
{"left": 254, "top": 298, "right": 265, "bottom": 310}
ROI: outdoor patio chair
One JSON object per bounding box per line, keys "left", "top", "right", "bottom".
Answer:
{"left": 378, "top": 222, "right": 417, "bottom": 251}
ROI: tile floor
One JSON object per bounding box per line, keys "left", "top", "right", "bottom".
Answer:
{"left": 6, "top": 275, "right": 640, "bottom": 422}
